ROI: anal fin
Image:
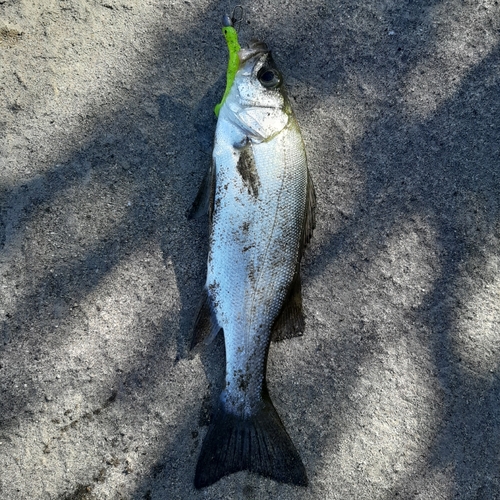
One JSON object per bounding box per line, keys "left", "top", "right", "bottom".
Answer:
{"left": 190, "top": 290, "right": 222, "bottom": 350}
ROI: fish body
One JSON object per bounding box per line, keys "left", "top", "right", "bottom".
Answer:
{"left": 191, "top": 41, "right": 315, "bottom": 488}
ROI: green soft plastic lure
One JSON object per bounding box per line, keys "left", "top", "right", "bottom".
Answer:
{"left": 214, "top": 14, "right": 241, "bottom": 117}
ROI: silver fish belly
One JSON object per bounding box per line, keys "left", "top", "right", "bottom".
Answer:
{"left": 191, "top": 42, "right": 315, "bottom": 489}
{"left": 210, "top": 120, "right": 307, "bottom": 416}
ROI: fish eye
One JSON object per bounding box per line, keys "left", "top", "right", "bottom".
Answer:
{"left": 257, "top": 68, "right": 281, "bottom": 88}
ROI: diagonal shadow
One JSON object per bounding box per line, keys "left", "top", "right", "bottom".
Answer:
{"left": 1, "top": 0, "right": 499, "bottom": 498}
{"left": 128, "top": 2, "right": 499, "bottom": 498}
{"left": 127, "top": 0, "right": 486, "bottom": 498}
{"left": 0, "top": 4, "right": 221, "bottom": 437}
{"left": 342, "top": 41, "right": 500, "bottom": 498}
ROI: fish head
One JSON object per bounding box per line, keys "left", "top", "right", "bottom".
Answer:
{"left": 222, "top": 41, "right": 292, "bottom": 142}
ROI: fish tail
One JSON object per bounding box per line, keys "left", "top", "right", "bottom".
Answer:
{"left": 194, "top": 388, "right": 308, "bottom": 488}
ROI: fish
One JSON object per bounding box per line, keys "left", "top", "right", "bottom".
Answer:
{"left": 189, "top": 33, "right": 315, "bottom": 489}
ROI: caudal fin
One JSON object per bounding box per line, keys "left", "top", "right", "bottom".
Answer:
{"left": 194, "top": 391, "right": 308, "bottom": 488}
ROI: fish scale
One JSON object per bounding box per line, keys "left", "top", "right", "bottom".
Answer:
{"left": 210, "top": 123, "right": 307, "bottom": 416}
{"left": 191, "top": 40, "right": 314, "bottom": 489}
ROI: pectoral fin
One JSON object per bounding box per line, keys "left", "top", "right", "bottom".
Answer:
{"left": 187, "top": 162, "right": 215, "bottom": 222}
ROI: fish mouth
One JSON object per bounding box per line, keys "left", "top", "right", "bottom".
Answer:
{"left": 238, "top": 40, "right": 269, "bottom": 64}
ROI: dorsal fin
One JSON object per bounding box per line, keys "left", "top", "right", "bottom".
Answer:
{"left": 272, "top": 170, "right": 315, "bottom": 342}
{"left": 271, "top": 269, "right": 304, "bottom": 341}
{"left": 301, "top": 170, "right": 316, "bottom": 254}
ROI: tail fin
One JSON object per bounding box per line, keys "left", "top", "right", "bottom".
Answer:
{"left": 194, "top": 390, "right": 308, "bottom": 488}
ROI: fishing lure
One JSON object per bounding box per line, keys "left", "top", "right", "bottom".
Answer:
{"left": 214, "top": 8, "right": 243, "bottom": 117}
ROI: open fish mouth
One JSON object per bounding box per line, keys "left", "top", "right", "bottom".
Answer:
{"left": 238, "top": 40, "right": 269, "bottom": 64}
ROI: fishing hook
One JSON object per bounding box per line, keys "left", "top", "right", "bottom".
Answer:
{"left": 223, "top": 5, "right": 244, "bottom": 32}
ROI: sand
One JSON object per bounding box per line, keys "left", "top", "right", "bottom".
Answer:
{"left": 1, "top": 0, "right": 500, "bottom": 498}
